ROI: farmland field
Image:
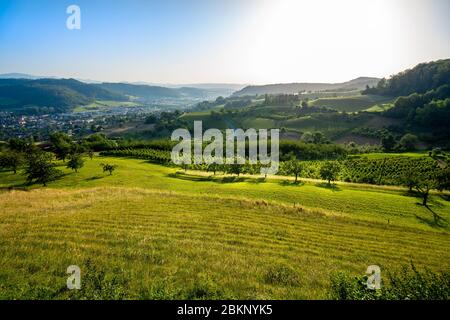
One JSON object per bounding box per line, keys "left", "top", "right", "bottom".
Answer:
{"left": 73, "top": 100, "right": 142, "bottom": 113}
{"left": 310, "top": 95, "right": 393, "bottom": 112}
{"left": 1, "top": 156, "right": 449, "bottom": 299}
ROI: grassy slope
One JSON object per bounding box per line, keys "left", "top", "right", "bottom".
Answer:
{"left": 73, "top": 100, "right": 141, "bottom": 113}
{"left": 356, "top": 152, "right": 429, "bottom": 159}
{"left": 180, "top": 111, "right": 228, "bottom": 130}
{"left": 310, "top": 95, "right": 392, "bottom": 112}
{"left": 0, "top": 157, "right": 449, "bottom": 299}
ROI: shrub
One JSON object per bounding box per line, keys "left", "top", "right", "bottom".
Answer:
{"left": 263, "top": 264, "right": 300, "bottom": 286}
{"left": 330, "top": 264, "right": 450, "bottom": 300}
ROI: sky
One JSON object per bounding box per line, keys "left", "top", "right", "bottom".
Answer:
{"left": 0, "top": 0, "right": 449, "bottom": 84}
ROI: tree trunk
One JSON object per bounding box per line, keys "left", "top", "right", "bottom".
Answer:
{"left": 423, "top": 191, "right": 429, "bottom": 206}
{"left": 295, "top": 174, "right": 298, "bottom": 183}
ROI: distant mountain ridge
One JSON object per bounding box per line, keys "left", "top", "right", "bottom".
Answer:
{"left": 0, "top": 74, "right": 380, "bottom": 115}
{"left": 232, "top": 77, "right": 380, "bottom": 96}
{"left": 0, "top": 73, "right": 245, "bottom": 91}
{"left": 97, "top": 82, "right": 219, "bottom": 101}
{"left": 0, "top": 73, "right": 53, "bottom": 80}
{"left": 0, "top": 77, "right": 240, "bottom": 114}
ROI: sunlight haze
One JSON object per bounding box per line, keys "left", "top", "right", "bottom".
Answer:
{"left": 0, "top": 0, "right": 449, "bottom": 84}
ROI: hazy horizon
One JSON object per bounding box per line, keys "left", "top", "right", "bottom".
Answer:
{"left": 1, "top": 0, "right": 449, "bottom": 84}
{"left": 0, "top": 71, "right": 383, "bottom": 86}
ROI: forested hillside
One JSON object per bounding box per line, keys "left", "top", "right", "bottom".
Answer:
{"left": 364, "top": 60, "right": 450, "bottom": 142}
{"left": 364, "top": 59, "right": 450, "bottom": 97}
{"left": 233, "top": 77, "right": 380, "bottom": 96}
{"left": 97, "top": 83, "right": 210, "bottom": 101}
{"left": 0, "top": 78, "right": 126, "bottom": 114}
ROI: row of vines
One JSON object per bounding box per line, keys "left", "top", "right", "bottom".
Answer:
{"left": 100, "top": 148, "right": 439, "bottom": 186}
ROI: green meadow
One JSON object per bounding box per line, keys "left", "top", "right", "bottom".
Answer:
{"left": 309, "top": 94, "right": 392, "bottom": 113}
{"left": 0, "top": 156, "right": 449, "bottom": 299}
{"left": 73, "top": 100, "right": 142, "bottom": 113}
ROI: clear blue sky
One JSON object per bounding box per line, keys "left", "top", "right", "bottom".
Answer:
{"left": 0, "top": 0, "right": 449, "bottom": 84}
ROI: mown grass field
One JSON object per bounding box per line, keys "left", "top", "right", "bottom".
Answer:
{"left": 0, "top": 156, "right": 449, "bottom": 299}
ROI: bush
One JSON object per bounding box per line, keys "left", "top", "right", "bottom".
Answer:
{"left": 330, "top": 264, "right": 450, "bottom": 300}
{"left": 263, "top": 264, "right": 300, "bottom": 286}
{"left": 397, "top": 134, "right": 418, "bottom": 151}
{"left": 68, "top": 259, "right": 129, "bottom": 300}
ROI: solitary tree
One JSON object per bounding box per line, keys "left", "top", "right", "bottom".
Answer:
{"left": 181, "top": 163, "right": 189, "bottom": 172}
{"left": 381, "top": 133, "right": 396, "bottom": 152}
{"left": 49, "top": 132, "right": 74, "bottom": 161}
{"left": 67, "top": 153, "right": 85, "bottom": 173}
{"left": 397, "top": 134, "right": 418, "bottom": 151}
{"left": 313, "top": 131, "right": 328, "bottom": 144}
{"left": 100, "top": 163, "right": 117, "bottom": 175}
{"left": 228, "top": 163, "right": 243, "bottom": 176}
{"left": 207, "top": 163, "right": 220, "bottom": 175}
{"left": 401, "top": 167, "right": 419, "bottom": 192}
{"left": 413, "top": 170, "right": 443, "bottom": 224}
{"left": 320, "top": 161, "right": 341, "bottom": 185}
{"left": 284, "top": 159, "right": 303, "bottom": 183}
{"left": 300, "top": 131, "right": 314, "bottom": 143}
{"left": 8, "top": 137, "right": 32, "bottom": 153}
{"left": 414, "top": 165, "right": 450, "bottom": 207}
{"left": 414, "top": 174, "right": 434, "bottom": 207}
{"left": 404, "top": 161, "right": 450, "bottom": 223}
{"left": 25, "top": 151, "right": 62, "bottom": 186}
{"left": 0, "top": 152, "right": 24, "bottom": 174}
{"left": 436, "top": 167, "right": 450, "bottom": 192}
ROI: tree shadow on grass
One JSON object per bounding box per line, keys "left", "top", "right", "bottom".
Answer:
{"left": 167, "top": 172, "right": 213, "bottom": 182}
{"left": 412, "top": 196, "right": 445, "bottom": 210}
{"left": 0, "top": 184, "right": 30, "bottom": 192}
{"left": 402, "top": 190, "right": 421, "bottom": 198}
{"left": 219, "top": 176, "right": 246, "bottom": 183}
{"left": 403, "top": 191, "right": 450, "bottom": 207}
{"left": 438, "top": 194, "right": 450, "bottom": 202}
{"left": 279, "top": 180, "right": 304, "bottom": 187}
{"left": 315, "top": 182, "right": 342, "bottom": 192}
{"left": 414, "top": 213, "right": 447, "bottom": 229}
{"left": 86, "top": 176, "right": 104, "bottom": 181}
{"left": 414, "top": 203, "right": 448, "bottom": 228}
{"left": 247, "top": 177, "right": 267, "bottom": 184}
{"left": 169, "top": 171, "right": 235, "bottom": 182}
{"left": 167, "top": 172, "right": 251, "bottom": 184}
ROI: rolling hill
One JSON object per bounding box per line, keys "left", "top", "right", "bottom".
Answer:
{"left": 309, "top": 94, "right": 393, "bottom": 112}
{"left": 0, "top": 78, "right": 238, "bottom": 114}
{"left": 97, "top": 82, "right": 181, "bottom": 101}
{"left": 0, "top": 156, "right": 449, "bottom": 299}
{"left": 98, "top": 83, "right": 238, "bottom": 102}
{"left": 232, "top": 77, "right": 380, "bottom": 96}
{"left": 0, "top": 78, "right": 126, "bottom": 114}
